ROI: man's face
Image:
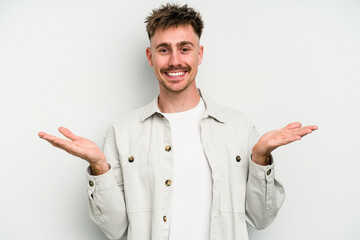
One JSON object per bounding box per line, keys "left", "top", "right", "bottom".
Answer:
{"left": 146, "top": 25, "right": 203, "bottom": 93}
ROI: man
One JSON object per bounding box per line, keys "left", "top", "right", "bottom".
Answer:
{"left": 38, "top": 3, "right": 318, "bottom": 240}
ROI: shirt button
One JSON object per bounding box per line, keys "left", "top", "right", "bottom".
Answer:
{"left": 165, "top": 145, "right": 172, "bottom": 152}
{"left": 165, "top": 180, "right": 172, "bottom": 186}
{"left": 236, "top": 155, "right": 241, "bottom": 162}
{"left": 163, "top": 216, "right": 167, "bottom": 222}
{"left": 267, "top": 169, "right": 271, "bottom": 175}
{"left": 128, "top": 156, "right": 134, "bottom": 163}
{"left": 89, "top": 181, "right": 94, "bottom": 187}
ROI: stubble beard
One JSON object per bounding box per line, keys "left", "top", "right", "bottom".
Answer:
{"left": 159, "top": 76, "right": 195, "bottom": 93}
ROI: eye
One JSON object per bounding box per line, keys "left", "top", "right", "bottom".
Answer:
{"left": 181, "top": 48, "right": 189, "bottom": 52}
{"left": 159, "top": 48, "right": 168, "bottom": 53}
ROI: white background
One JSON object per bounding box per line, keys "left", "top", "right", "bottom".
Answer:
{"left": 1, "top": 0, "right": 359, "bottom": 239}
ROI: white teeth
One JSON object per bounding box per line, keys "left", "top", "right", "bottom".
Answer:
{"left": 167, "top": 72, "right": 185, "bottom": 77}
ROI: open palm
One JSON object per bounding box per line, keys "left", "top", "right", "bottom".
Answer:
{"left": 252, "top": 122, "right": 318, "bottom": 165}
{"left": 38, "top": 127, "right": 106, "bottom": 166}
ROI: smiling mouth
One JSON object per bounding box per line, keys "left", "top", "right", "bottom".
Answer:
{"left": 165, "top": 71, "right": 186, "bottom": 77}
{"left": 161, "top": 65, "right": 191, "bottom": 79}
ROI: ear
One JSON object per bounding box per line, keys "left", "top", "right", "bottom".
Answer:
{"left": 198, "top": 45, "right": 204, "bottom": 65}
{"left": 146, "top": 47, "right": 153, "bottom": 66}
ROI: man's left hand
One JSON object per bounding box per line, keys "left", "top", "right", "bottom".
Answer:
{"left": 252, "top": 122, "right": 318, "bottom": 166}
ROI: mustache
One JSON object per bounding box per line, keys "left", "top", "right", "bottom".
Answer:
{"left": 160, "top": 65, "right": 191, "bottom": 73}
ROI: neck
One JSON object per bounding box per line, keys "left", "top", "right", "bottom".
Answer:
{"left": 158, "top": 85, "right": 200, "bottom": 113}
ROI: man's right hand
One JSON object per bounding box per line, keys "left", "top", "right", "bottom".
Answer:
{"left": 38, "top": 127, "right": 109, "bottom": 175}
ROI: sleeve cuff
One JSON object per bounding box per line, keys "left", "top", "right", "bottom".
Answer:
{"left": 249, "top": 155, "right": 275, "bottom": 181}
{"left": 86, "top": 164, "right": 116, "bottom": 192}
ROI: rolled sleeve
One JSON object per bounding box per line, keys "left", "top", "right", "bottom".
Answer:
{"left": 86, "top": 164, "right": 115, "bottom": 192}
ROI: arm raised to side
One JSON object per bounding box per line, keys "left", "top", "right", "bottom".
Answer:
{"left": 38, "top": 127, "right": 128, "bottom": 239}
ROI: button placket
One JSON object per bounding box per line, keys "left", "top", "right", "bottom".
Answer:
{"left": 161, "top": 120, "right": 172, "bottom": 228}
{"left": 265, "top": 166, "right": 274, "bottom": 210}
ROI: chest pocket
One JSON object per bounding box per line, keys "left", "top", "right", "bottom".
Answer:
{"left": 219, "top": 150, "right": 249, "bottom": 213}
{"left": 120, "top": 151, "right": 153, "bottom": 213}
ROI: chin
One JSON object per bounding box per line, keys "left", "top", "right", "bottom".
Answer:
{"left": 163, "top": 85, "right": 187, "bottom": 93}
{"left": 161, "top": 79, "right": 194, "bottom": 93}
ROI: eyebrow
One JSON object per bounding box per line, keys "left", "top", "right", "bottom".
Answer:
{"left": 177, "top": 41, "right": 195, "bottom": 47}
{"left": 155, "top": 42, "right": 171, "bottom": 49}
{"left": 155, "top": 41, "right": 195, "bottom": 49}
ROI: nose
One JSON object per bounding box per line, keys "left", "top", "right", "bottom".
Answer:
{"left": 168, "top": 51, "right": 180, "bottom": 66}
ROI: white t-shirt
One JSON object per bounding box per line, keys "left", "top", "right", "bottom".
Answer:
{"left": 162, "top": 98, "right": 213, "bottom": 240}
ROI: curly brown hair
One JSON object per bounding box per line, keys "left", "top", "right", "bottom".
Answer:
{"left": 145, "top": 3, "right": 204, "bottom": 40}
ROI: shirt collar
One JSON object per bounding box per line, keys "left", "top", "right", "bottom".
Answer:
{"left": 140, "top": 95, "right": 162, "bottom": 122}
{"left": 140, "top": 89, "right": 226, "bottom": 123}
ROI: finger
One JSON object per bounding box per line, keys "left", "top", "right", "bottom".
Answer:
{"left": 45, "top": 139, "right": 82, "bottom": 158}
{"left": 283, "top": 122, "right": 302, "bottom": 130}
{"left": 41, "top": 136, "right": 79, "bottom": 154}
{"left": 39, "top": 134, "right": 70, "bottom": 151}
{"left": 52, "top": 138, "right": 88, "bottom": 159}
{"left": 285, "top": 126, "right": 317, "bottom": 139}
{"left": 39, "top": 132, "right": 78, "bottom": 152}
{"left": 52, "top": 138, "right": 78, "bottom": 152}
{"left": 38, "top": 132, "right": 61, "bottom": 142}
{"left": 38, "top": 132, "right": 46, "bottom": 139}
{"left": 306, "top": 125, "right": 318, "bottom": 131}
{"left": 42, "top": 138, "right": 60, "bottom": 148}
{"left": 41, "top": 135, "right": 71, "bottom": 149}
{"left": 58, "top": 127, "right": 79, "bottom": 141}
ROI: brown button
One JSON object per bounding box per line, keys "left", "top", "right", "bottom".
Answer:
{"left": 267, "top": 169, "right": 271, "bottom": 176}
{"left": 128, "top": 156, "right": 134, "bottom": 163}
{"left": 89, "top": 181, "right": 94, "bottom": 187}
{"left": 165, "top": 180, "right": 172, "bottom": 186}
{"left": 236, "top": 156, "right": 241, "bottom": 162}
{"left": 165, "top": 145, "right": 172, "bottom": 152}
{"left": 163, "top": 216, "right": 167, "bottom": 222}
